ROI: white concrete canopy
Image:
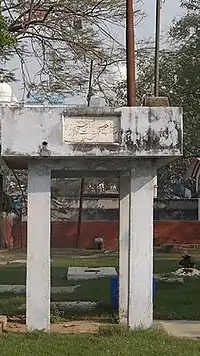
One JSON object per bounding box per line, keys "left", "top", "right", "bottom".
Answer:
{"left": 1, "top": 106, "right": 182, "bottom": 159}
{"left": 0, "top": 105, "right": 183, "bottom": 331}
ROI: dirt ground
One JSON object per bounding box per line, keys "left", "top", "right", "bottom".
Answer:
{"left": 5, "top": 318, "right": 101, "bottom": 333}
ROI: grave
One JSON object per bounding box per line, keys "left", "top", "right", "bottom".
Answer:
{"left": 0, "top": 90, "right": 183, "bottom": 331}
{"left": 0, "top": 285, "right": 81, "bottom": 294}
{"left": 67, "top": 267, "right": 117, "bottom": 280}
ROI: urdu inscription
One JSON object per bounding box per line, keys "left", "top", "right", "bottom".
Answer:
{"left": 62, "top": 116, "right": 119, "bottom": 144}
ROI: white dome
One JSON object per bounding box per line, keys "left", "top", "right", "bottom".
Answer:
{"left": 90, "top": 95, "right": 106, "bottom": 108}
{"left": 0, "top": 82, "right": 12, "bottom": 103}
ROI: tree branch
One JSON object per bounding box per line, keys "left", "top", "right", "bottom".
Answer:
{"left": 8, "top": 4, "right": 53, "bottom": 33}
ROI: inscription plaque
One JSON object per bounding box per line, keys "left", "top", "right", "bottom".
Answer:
{"left": 62, "top": 116, "right": 119, "bottom": 144}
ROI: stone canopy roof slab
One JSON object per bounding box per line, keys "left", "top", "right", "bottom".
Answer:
{"left": 0, "top": 106, "right": 183, "bottom": 172}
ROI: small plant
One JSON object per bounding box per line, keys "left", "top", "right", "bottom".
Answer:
{"left": 0, "top": 12, "right": 15, "bottom": 48}
{"left": 98, "top": 324, "right": 129, "bottom": 337}
{"left": 50, "top": 304, "right": 65, "bottom": 323}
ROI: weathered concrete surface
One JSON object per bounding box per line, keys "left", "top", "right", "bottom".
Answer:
{"left": 119, "top": 175, "right": 130, "bottom": 325}
{"left": 119, "top": 162, "right": 156, "bottom": 329}
{"left": 26, "top": 165, "right": 51, "bottom": 332}
{"left": 67, "top": 267, "right": 117, "bottom": 280}
{"left": 51, "top": 301, "right": 97, "bottom": 311}
{"left": 1, "top": 106, "right": 183, "bottom": 159}
{"left": 157, "top": 320, "right": 200, "bottom": 339}
{"left": 19, "top": 301, "right": 98, "bottom": 312}
{"left": 2, "top": 157, "right": 172, "bottom": 176}
{"left": 128, "top": 164, "right": 155, "bottom": 330}
{"left": 0, "top": 285, "right": 81, "bottom": 294}
{"left": 0, "top": 104, "right": 183, "bottom": 333}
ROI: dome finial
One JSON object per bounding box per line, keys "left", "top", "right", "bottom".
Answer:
{"left": 0, "top": 82, "right": 12, "bottom": 104}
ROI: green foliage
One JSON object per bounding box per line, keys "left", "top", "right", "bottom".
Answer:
{"left": 0, "top": 8, "right": 15, "bottom": 49}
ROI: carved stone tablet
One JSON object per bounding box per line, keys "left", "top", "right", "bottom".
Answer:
{"left": 62, "top": 116, "right": 119, "bottom": 143}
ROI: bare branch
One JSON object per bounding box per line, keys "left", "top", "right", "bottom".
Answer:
{"left": 1, "top": 0, "right": 145, "bottom": 97}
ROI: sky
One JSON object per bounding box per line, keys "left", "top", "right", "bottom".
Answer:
{"left": 10, "top": 0, "right": 184, "bottom": 101}
{"left": 136, "top": 0, "right": 184, "bottom": 39}
{"left": 118, "top": 0, "right": 184, "bottom": 77}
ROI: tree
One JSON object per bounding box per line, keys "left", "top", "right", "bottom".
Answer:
{"left": 1, "top": 0, "right": 144, "bottom": 98}
{"left": 0, "top": 2, "right": 15, "bottom": 49}
{"left": 0, "top": 1, "right": 144, "bottom": 220}
{"left": 113, "top": 0, "right": 200, "bottom": 197}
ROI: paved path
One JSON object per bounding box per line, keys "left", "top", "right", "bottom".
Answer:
{"left": 155, "top": 320, "right": 200, "bottom": 339}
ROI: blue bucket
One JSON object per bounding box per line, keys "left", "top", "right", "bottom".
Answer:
{"left": 110, "top": 276, "right": 119, "bottom": 310}
{"left": 110, "top": 276, "right": 156, "bottom": 310}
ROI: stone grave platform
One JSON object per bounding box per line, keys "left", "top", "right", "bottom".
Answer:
{"left": 67, "top": 267, "right": 117, "bottom": 280}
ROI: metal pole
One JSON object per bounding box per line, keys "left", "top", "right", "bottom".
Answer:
{"left": 154, "top": 0, "right": 161, "bottom": 97}
{"left": 76, "top": 177, "right": 84, "bottom": 248}
{"left": 87, "top": 59, "right": 94, "bottom": 107}
{"left": 76, "top": 59, "right": 94, "bottom": 247}
{"left": 126, "top": 0, "right": 136, "bottom": 106}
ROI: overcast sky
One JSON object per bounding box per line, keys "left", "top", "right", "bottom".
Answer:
{"left": 136, "top": 0, "right": 184, "bottom": 39}
{"left": 10, "top": 0, "right": 184, "bottom": 100}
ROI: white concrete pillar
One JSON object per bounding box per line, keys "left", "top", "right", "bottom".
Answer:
{"left": 119, "top": 175, "right": 130, "bottom": 325}
{"left": 128, "top": 163, "right": 156, "bottom": 330}
{"left": 26, "top": 164, "right": 51, "bottom": 331}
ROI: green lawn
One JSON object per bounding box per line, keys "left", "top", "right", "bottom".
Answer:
{"left": 0, "top": 327, "right": 200, "bottom": 356}
{"left": 154, "top": 258, "right": 179, "bottom": 274}
{"left": 0, "top": 253, "right": 200, "bottom": 321}
{"left": 1, "top": 252, "right": 200, "bottom": 355}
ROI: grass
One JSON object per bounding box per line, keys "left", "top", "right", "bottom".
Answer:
{"left": 0, "top": 277, "right": 115, "bottom": 321}
{"left": 0, "top": 258, "right": 116, "bottom": 320}
{"left": 0, "top": 327, "right": 200, "bottom": 355}
{"left": 0, "top": 257, "right": 118, "bottom": 285}
{"left": 0, "top": 265, "right": 26, "bottom": 285}
{"left": 0, "top": 293, "right": 25, "bottom": 316}
{"left": 155, "top": 278, "right": 200, "bottom": 320}
{"left": 53, "top": 257, "right": 118, "bottom": 268}
{"left": 0, "top": 255, "right": 200, "bottom": 356}
{"left": 154, "top": 258, "right": 179, "bottom": 274}
{"left": 1, "top": 252, "right": 200, "bottom": 321}
{"left": 52, "top": 278, "right": 110, "bottom": 303}
{"left": 2, "top": 251, "right": 200, "bottom": 355}
{"left": 154, "top": 255, "right": 200, "bottom": 320}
